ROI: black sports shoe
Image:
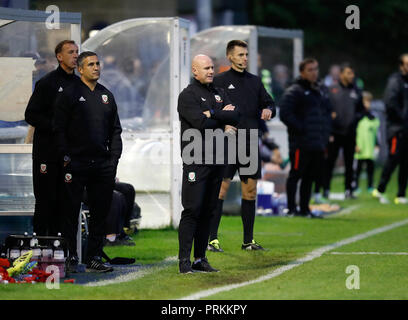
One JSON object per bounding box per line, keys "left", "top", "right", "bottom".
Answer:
{"left": 241, "top": 240, "right": 265, "bottom": 250}
{"left": 283, "top": 209, "right": 298, "bottom": 217}
{"left": 179, "top": 258, "right": 193, "bottom": 274}
{"left": 66, "top": 255, "right": 79, "bottom": 274}
{"left": 104, "top": 236, "right": 135, "bottom": 247}
{"left": 191, "top": 257, "right": 219, "bottom": 272}
{"left": 298, "top": 210, "right": 323, "bottom": 219}
{"left": 86, "top": 257, "right": 114, "bottom": 273}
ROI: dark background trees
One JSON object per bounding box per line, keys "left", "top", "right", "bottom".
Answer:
{"left": 249, "top": 0, "right": 408, "bottom": 97}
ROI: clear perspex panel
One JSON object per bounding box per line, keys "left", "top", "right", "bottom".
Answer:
{"left": 191, "top": 26, "right": 252, "bottom": 75}
{"left": 82, "top": 18, "right": 189, "bottom": 229}
{"left": 257, "top": 36, "right": 294, "bottom": 104}
{"left": 0, "top": 7, "right": 80, "bottom": 216}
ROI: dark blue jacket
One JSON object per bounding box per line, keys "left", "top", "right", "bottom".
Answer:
{"left": 280, "top": 78, "right": 332, "bottom": 152}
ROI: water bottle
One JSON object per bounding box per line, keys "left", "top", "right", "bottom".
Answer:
{"left": 9, "top": 245, "right": 20, "bottom": 260}
{"left": 53, "top": 239, "right": 64, "bottom": 261}
{"left": 42, "top": 242, "right": 53, "bottom": 260}
{"left": 30, "top": 233, "right": 41, "bottom": 260}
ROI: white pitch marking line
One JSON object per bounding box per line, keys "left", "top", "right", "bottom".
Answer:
{"left": 179, "top": 217, "right": 408, "bottom": 300}
{"left": 326, "top": 204, "right": 361, "bottom": 218}
{"left": 330, "top": 251, "right": 408, "bottom": 255}
{"left": 83, "top": 256, "right": 178, "bottom": 287}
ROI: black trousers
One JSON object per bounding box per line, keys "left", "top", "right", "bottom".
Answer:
{"left": 114, "top": 182, "right": 136, "bottom": 228}
{"left": 32, "top": 160, "right": 62, "bottom": 236}
{"left": 323, "top": 133, "right": 356, "bottom": 192}
{"left": 377, "top": 133, "right": 408, "bottom": 197}
{"left": 105, "top": 190, "right": 126, "bottom": 235}
{"left": 178, "top": 164, "right": 224, "bottom": 260}
{"left": 355, "top": 159, "right": 375, "bottom": 189}
{"left": 61, "top": 162, "right": 115, "bottom": 261}
{"left": 286, "top": 148, "right": 324, "bottom": 213}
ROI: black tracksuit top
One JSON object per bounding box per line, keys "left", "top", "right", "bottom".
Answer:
{"left": 328, "top": 82, "right": 364, "bottom": 136}
{"left": 213, "top": 68, "right": 276, "bottom": 130}
{"left": 25, "top": 66, "right": 79, "bottom": 162}
{"left": 383, "top": 72, "right": 408, "bottom": 140}
{"left": 53, "top": 80, "right": 122, "bottom": 165}
{"left": 280, "top": 78, "right": 332, "bottom": 151}
{"left": 177, "top": 79, "right": 240, "bottom": 165}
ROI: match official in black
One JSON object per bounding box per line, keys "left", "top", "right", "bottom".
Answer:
{"left": 177, "top": 54, "right": 239, "bottom": 273}
{"left": 25, "top": 40, "right": 79, "bottom": 236}
{"left": 208, "top": 40, "right": 275, "bottom": 252}
{"left": 54, "top": 51, "right": 122, "bottom": 273}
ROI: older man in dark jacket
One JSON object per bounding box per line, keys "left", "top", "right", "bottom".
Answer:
{"left": 373, "top": 53, "right": 408, "bottom": 204}
{"left": 280, "top": 58, "right": 331, "bottom": 217}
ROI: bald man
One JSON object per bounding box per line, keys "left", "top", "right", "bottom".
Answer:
{"left": 177, "top": 55, "right": 240, "bottom": 273}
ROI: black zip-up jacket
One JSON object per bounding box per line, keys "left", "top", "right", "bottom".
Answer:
{"left": 24, "top": 66, "right": 79, "bottom": 162}
{"left": 280, "top": 77, "right": 332, "bottom": 152}
{"left": 213, "top": 68, "right": 276, "bottom": 130}
{"left": 178, "top": 79, "right": 240, "bottom": 165}
{"left": 329, "top": 81, "right": 364, "bottom": 136}
{"left": 53, "top": 80, "right": 122, "bottom": 167}
{"left": 383, "top": 72, "right": 408, "bottom": 139}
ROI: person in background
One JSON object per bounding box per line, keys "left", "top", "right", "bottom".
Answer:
{"left": 372, "top": 53, "right": 408, "bottom": 204}
{"left": 354, "top": 91, "right": 380, "bottom": 194}
{"left": 322, "top": 62, "right": 364, "bottom": 199}
{"left": 24, "top": 40, "right": 79, "bottom": 236}
{"left": 280, "top": 58, "right": 332, "bottom": 218}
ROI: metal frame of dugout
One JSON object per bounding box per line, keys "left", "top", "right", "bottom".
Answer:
{"left": 0, "top": 7, "right": 82, "bottom": 256}
{"left": 82, "top": 17, "right": 190, "bottom": 229}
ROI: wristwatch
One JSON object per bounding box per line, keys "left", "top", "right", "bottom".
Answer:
{"left": 209, "top": 109, "right": 215, "bottom": 118}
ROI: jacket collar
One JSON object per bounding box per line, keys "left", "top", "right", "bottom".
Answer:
{"left": 295, "top": 77, "right": 320, "bottom": 91}
{"left": 339, "top": 80, "right": 355, "bottom": 89}
{"left": 192, "top": 78, "right": 214, "bottom": 90}
{"left": 228, "top": 67, "right": 246, "bottom": 77}
{"left": 56, "top": 65, "right": 76, "bottom": 78}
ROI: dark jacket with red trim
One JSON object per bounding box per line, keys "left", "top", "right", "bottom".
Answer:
{"left": 328, "top": 81, "right": 364, "bottom": 136}
{"left": 279, "top": 77, "right": 332, "bottom": 152}
{"left": 383, "top": 72, "right": 408, "bottom": 140}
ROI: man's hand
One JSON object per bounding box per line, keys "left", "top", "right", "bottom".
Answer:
{"left": 203, "top": 110, "right": 211, "bottom": 118}
{"left": 63, "top": 155, "right": 71, "bottom": 167}
{"left": 261, "top": 108, "right": 272, "bottom": 120}
{"left": 271, "top": 149, "right": 283, "bottom": 165}
{"left": 222, "top": 104, "right": 235, "bottom": 111}
{"left": 331, "top": 112, "right": 337, "bottom": 119}
{"left": 225, "top": 125, "right": 237, "bottom": 134}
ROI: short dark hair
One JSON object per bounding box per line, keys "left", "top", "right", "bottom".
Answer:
{"left": 54, "top": 40, "right": 76, "bottom": 58}
{"left": 398, "top": 53, "right": 408, "bottom": 66}
{"left": 299, "top": 57, "right": 317, "bottom": 72}
{"left": 226, "top": 40, "right": 248, "bottom": 55}
{"left": 77, "top": 51, "right": 98, "bottom": 67}
{"left": 340, "top": 62, "right": 353, "bottom": 73}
